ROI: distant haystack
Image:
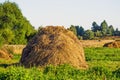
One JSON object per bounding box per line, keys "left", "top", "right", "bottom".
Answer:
{"left": 103, "top": 40, "right": 120, "bottom": 48}
{"left": 3, "top": 45, "right": 25, "bottom": 54}
{"left": 0, "top": 49, "right": 12, "bottom": 60}
{"left": 20, "top": 26, "right": 88, "bottom": 69}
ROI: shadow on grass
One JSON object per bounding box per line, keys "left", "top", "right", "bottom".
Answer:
{"left": 0, "top": 63, "right": 21, "bottom": 68}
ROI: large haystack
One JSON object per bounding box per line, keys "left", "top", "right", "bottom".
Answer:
{"left": 103, "top": 40, "right": 120, "bottom": 48}
{"left": 20, "top": 26, "right": 88, "bottom": 68}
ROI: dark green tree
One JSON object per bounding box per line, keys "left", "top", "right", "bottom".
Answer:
{"left": 101, "top": 20, "right": 108, "bottom": 36}
{"left": 1, "top": 28, "right": 14, "bottom": 43}
{"left": 83, "top": 30, "right": 94, "bottom": 40}
{"left": 92, "top": 22, "right": 101, "bottom": 32}
{"left": 94, "top": 30, "right": 102, "bottom": 37}
{"left": 68, "top": 25, "right": 77, "bottom": 35}
{"left": 114, "top": 28, "right": 120, "bottom": 36}
{"left": 0, "top": 1, "right": 36, "bottom": 45}
{"left": 75, "top": 26, "right": 84, "bottom": 36}
{"left": 107, "top": 25, "right": 114, "bottom": 36}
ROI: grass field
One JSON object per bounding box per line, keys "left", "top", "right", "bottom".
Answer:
{"left": 0, "top": 47, "right": 120, "bottom": 80}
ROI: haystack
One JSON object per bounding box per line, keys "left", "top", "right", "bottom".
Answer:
{"left": 3, "top": 45, "right": 25, "bottom": 54}
{"left": 0, "top": 49, "right": 12, "bottom": 60}
{"left": 20, "top": 26, "right": 88, "bottom": 69}
{"left": 103, "top": 40, "right": 120, "bottom": 48}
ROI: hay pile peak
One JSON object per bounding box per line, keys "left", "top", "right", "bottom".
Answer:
{"left": 20, "top": 26, "right": 88, "bottom": 69}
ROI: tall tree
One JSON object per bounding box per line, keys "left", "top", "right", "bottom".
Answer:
{"left": 0, "top": 1, "right": 36, "bottom": 44}
{"left": 107, "top": 25, "right": 114, "bottom": 36}
{"left": 83, "top": 30, "right": 94, "bottom": 40}
{"left": 114, "top": 28, "right": 120, "bottom": 36}
{"left": 75, "top": 26, "right": 84, "bottom": 36}
{"left": 101, "top": 20, "right": 108, "bottom": 36}
{"left": 92, "top": 21, "right": 101, "bottom": 32}
{"left": 94, "top": 30, "right": 102, "bottom": 37}
{"left": 68, "top": 25, "right": 77, "bottom": 35}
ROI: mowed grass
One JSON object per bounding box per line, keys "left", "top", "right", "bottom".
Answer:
{"left": 0, "top": 47, "right": 120, "bottom": 80}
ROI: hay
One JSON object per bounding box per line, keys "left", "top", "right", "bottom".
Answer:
{"left": 103, "top": 40, "right": 120, "bottom": 48}
{"left": 0, "top": 49, "right": 12, "bottom": 60}
{"left": 20, "top": 26, "right": 88, "bottom": 69}
{"left": 81, "top": 40, "right": 115, "bottom": 48}
{"left": 3, "top": 45, "right": 25, "bottom": 54}
{"left": 0, "top": 45, "right": 16, "bottom": 60}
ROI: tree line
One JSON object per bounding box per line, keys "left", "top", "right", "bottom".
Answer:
{"left": 0, "top": 1, "right": 120, "bottom": 47}
{"left": 68, "top": 20, "right": 120, "bottom": 40}
{"left": 0, "top": 1, "right": 36, "bottom": 47}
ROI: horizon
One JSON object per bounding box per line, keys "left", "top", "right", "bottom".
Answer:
{"left": 0, "top": 0, "right": 120, "bottom": 30}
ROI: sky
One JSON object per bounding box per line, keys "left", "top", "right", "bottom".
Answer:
{"left": 0, "top": 0, "right": 120, "bottom": 29}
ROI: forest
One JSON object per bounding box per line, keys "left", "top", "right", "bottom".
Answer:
{"left": 68, "top": 21, "right": 120, "bottom": 40}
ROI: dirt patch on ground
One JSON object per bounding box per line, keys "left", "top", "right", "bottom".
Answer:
{"left": 103, "top": 40, "right": 120, "bottom": 48}
{"left": 20, "top": 26, "right": 88, "bottom": 69}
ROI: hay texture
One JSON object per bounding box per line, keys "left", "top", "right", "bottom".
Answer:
{"left": 3, "top": 45, "right": 25, "bottom": 54}
{"left": 103, "top": 40, "right": 120, "bottom": 48}
{"left": 0, "top": 49, "right": 12, "bottom": 60}
{"left": 20, "top": 26, "right": 88, "bottom": 68}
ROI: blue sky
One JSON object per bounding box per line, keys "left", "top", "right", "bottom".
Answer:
{"left": 0, "top": 0, "right": 120, "bottom": 29}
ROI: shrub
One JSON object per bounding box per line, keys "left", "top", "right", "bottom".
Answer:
{"left": 113, "top": 68, "right": 120, "bottom": 78}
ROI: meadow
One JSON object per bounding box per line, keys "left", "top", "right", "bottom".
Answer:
{"left": 0, "top": 47, "right": 120, "bottom": 80}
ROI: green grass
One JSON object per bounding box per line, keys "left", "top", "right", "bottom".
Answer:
{"left": 85, "top": 47, "right": 120, "bottom": 71}
{"left": 85, "top": 47, "right": 120, "bottom": 61}
{"left": 0, "top": 47, "right": 120, "bottom": 80}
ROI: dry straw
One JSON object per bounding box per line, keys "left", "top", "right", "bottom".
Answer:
{"left": 104, "top": 40, "right": 120, "bottom": 48}
{"left": 20, "top": 26, "right": 88, "bottom": 69}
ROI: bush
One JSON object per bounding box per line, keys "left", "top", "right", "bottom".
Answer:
{"left": 113, "top": 68, "right": 120, "bottom": 78}
{"left": 0, "top": 66, "right": 44, "bottom": 80}
{"left": 0, "top": 2, "right": 36, "bottom": 45}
